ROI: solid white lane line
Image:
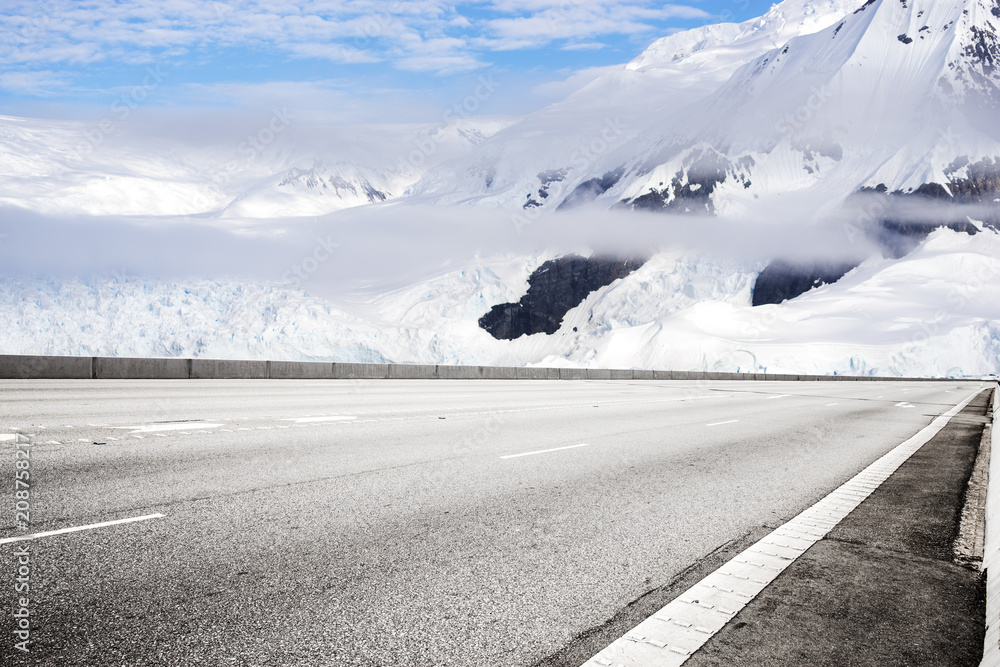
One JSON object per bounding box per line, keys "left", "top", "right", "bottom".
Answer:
{"left": 706, "top": 420, "right": 739, "bottom": 427}
{"left": 501, "top": 444, "right": 590, "bottom": 460}
{"left": 580, "top": 388, "right": 984, "bottom": 667}
{"left": 287, "top": 416, "right": 357, "bottom": 423}
{"left": 0, "top": 513, "right": 165, "bottom": 546}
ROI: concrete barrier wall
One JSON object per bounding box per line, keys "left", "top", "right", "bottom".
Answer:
{"left": 269, "top": 361, "right": 334, "bottom": 379}
{"left": 389, "top": 364, "right": 437, "bottom": 379}
{"left": 191, "top": 359, "right": 268, "bottom": 379}
{"left": 436, "top": 365, "right": 482, "bottom": 379}
{"left": 0, "top": 354, "right": 972, "bottom": 382}
{"left": 0, "top": 354, "right": 93, "bottom": 379}
{"left": 95, "top": 357, "right": 190, "bottom": 380}
{"left": 481, "top": 366, "right": 518, "bottom": 379}
{"left": 334, "top": 363, "right": 389, "bottom": 379}
{"left": 516, "top": 367, "right": 552, "bottom": 380}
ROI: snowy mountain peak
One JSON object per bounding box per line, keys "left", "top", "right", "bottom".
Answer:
{"left": 625, "top": 23, "right": 745, "bottom": 71}
{"left": 625, "top": 0, "right": 861, "bottom": 71}
{"left": 603, "top": 0, "right": 1000, "bottom": 214}
{"left": 736, "top": 0, "right": 868, "bottom": 47}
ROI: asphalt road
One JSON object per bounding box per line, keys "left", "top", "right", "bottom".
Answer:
{"left": 0, "top": 378, "right": 986, "bottom": 666}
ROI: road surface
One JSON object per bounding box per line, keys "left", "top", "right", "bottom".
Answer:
{"left": 0, "top": 378, "right": 985, "bottom": 665}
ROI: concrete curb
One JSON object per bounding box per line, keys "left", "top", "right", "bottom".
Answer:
{"left": 0, "top": 354, "right": 975, "bottom": 382}
{"left": 981, "top": 385, "right": 999, "bottom": 667}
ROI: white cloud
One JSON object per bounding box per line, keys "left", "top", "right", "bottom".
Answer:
{"left": 0, "top": 0, "right": 710, "bottom": 78}
{"left": 0, "top": 70, "right": 71, "bottom": 96}
{"left": 177, "top": 79, "right": 444, "bottom": 124}
{"left": 480, "top": 1, "right": 710, "bottom": 49}
{"left": 561, "top": 42, "right": 607, "bottom": 51}
{"left": 529, "top": 64, "right": 621, "bottom": 100}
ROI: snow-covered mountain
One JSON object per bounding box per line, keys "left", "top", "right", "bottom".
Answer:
{"left": 0, "top": 115, "right": 514, "bottom": 217}
{"left": 3, "top": 0, "right": 995, "bottom": 220}
{"left": 610, "top": 0, "right": 1000, "bottom": 214}
{"left": 2, "top": 0, "right": 999, "bottom": 377}
{"left": 413, "top": 0, "right": 1000, "bottom": 217}
{"left": 410, "top": 0, "right": 868, "bottom": 209}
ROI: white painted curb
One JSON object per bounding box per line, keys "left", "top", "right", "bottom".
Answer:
{"left": 981, "top": 384, "right": 999, "bottom": 667}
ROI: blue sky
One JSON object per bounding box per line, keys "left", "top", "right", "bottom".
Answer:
{"left": 0, "top": 0, "right": 781, "bottom": 124}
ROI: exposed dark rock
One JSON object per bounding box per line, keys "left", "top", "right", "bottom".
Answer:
{"left": 954, "top": 20, "right": 1000, "bottom": 110}
{"left": 854, "top": 0, "right": 876, "bottom": 14}
{"left": 898, "top": 34, "right": 913, "bottom": 45}
{"left": 523, "top": 169, "right": 568, "bottom": 209}
{"left": 861, "top": 157, "right": 1000, "bottom": 237}
{"left": 625, "top": 148, "right": 752, "bottom": 214}
{"left": 793, "top": 138, "right": 844, "bottom": 174}
{"left": 858, "top": 156, "right": 1000, "bottom": 221}
{"left": 277, "top": 166, "right": 389, "bottom": 202}
{"left": 752, "top": 260, "right": 859, "bottom": 306}
{"left": 871, "top": 218, "right": 980, "bottom": 259}
{"left": 753, "top": 158, "right": 1000, "bottom": 307}
{"left": 557, "top": 168, "right": 624, "bottom": 210}
{"left": 479, "top": 255, "right": 644, "bottom": 340}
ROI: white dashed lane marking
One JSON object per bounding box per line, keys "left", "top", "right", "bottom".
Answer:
{"left": 580, "top": 388, "right": 984, "bottom": 667}
{"left": 0, "top": 513, "right": 165, "bottom": 546}
{"left": 501, "top": 444, "right": 590, "bottom": 460}
{"left": 286, "top": 416, "right": 357, "bottom": 424}
{"left": 113, "top": 423, "right": 223, "bottom": 433}
{"left": 767, "top": 395, "right": 790, "bottom": 400}
{"left": 706, "top": 420, "right": 739, "bottom": 427}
